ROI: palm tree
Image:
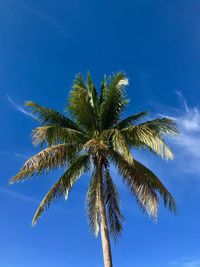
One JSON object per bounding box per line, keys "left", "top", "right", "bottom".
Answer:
{"left": 10, "top": 72, "right": 178, "bottom": 267}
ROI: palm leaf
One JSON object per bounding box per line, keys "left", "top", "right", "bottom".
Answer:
{"left": 121, "top": 125, "right": 174, "bottom": 160}
{"left": 68, "top": 74, "right": 97, "bottom": 131}
{"left": 32, "top": 153, "right": 90, "bottom": 225}
{"left": 32, "top": 179, "right": 65, "bottom": 225}
{"left": 103, "top": 129, "right": 133, "bottom": 164}
{"left": 115, "top": 111, "right": 149, "bottom": 129}
{"left": 32, "top": 126, "right": 87, "bottom": 147}
{"left": 10, "top": 144, "right": 74, "bottom": 183}
{"left": 86, "top": 171, "right": 100, "bottom": 237}
{"left": 25, "top": 101, "right": 80, "bottom": 130}
{"left": 87, "top": 72, "right": 99, "bottom": 112}
{"left": 139, "top": 118, "right": 179, "bottom": 136}
{"left": 100, "top": 72, "right": 128, "bottom": 129}
{"left": 109, "top": 150, "right": 176, "bottom": 220}
{"left": 104, "top": 169, "right": 124, "bottom": 241}
{"left": 99, "top": 74, "right": 107, "bottom": 105}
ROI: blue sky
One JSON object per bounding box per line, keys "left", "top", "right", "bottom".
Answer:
{"left": 0, "top": 0, "right": 200, "bottom": 266}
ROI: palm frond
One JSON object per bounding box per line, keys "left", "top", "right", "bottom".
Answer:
{"left": 32, "top": 153, "right": 90, "bottom": 225}
{"left": 87, "top": 72, "right": 99, "bottom": 112}
{"left": 100, "top": 72, "right": 129, "bottom": 129}
{"left": 103, "top": 129, "right": 133, "bottom": 164}
{"left": 99, "top": 74, "right": 107, "bottom": 105}
{"left": 10, "top": 144, "right": 74, "bottom": 183}
{"left": 32, "top": 179, "right": 65, "bottom": 225}
{"left": 115, "top": 111, "right": 149, "bottom": 129}
{"left": 32, "top": 126, "right": 87, "bottom": 147}
{"left": 121, "top": 125, "right": 174, "bottom": 160}
{"left": 25, "top": 101, "right": 80, "bottom": 130}
{"left": 68, "top": 74, "right": 97, "bottom": 131}
{"left": 104, "top": 169, "right": 124, "bottom": 241}
{"left": 139, "top": 118, "right": 179, "bottom": 136}
{"left": 86, "top": 171, "right": 100, "bottom": 237}
{"left": 109, "top": 150, "right": 176, "bottom": 220}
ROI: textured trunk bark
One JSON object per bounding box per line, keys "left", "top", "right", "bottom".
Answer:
{"left": 97, "top": 161, "right": 113, "bottom": 267}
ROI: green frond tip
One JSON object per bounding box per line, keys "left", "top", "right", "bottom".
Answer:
{"left": 68, "top": 76, "right": 98, "bottom": 131}
{"left": 100, "top": 72, "right": 129, "bottom": 129}
{"left": 87, "top": 72, "right": 98, "bottom": 107}
{"left": 99, "top": 74, "right": 107, "bottom": 105}
{"left": 25, "top": 101, "right": 80, "bottom": 130}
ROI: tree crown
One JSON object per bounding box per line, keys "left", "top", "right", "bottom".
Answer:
{"left": 10, "top": 72, "right": 179, "bottom": 240}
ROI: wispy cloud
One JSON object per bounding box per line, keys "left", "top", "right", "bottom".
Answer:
{"left": 159, "top": 91, "right": 200, "bottom": 173}
{"left": 175, "top": 91, "right": 200, "bottom": 132}
{"left": 13, "top": 0, "right": 66, "bottom": 37}
{"left": 0, "top": 150, "right": 30, "bottom": 160}
{"left": 0, "top": 187, "right": 63, "bottom": 214}
{"left": 6, "top": 94, "right": 35, "bottom": 119}
{"left": 169, "top": 258, "right": 200, "bottom": 267}
{"left": 0, "top": 187, "right": 39, "bottom": 205}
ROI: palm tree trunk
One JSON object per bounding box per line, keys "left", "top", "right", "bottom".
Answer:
{"left": 97, "top": 161, "right": 113, "bottom": 267}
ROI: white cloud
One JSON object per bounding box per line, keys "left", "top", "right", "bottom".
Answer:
{"left": 13, "top": 152, "right": 30, "bottom": 159}
{"left": 159, "top": 91, "right": 200, "bottom": 173}
{"left": 6, "top": 94, "right": 35, "bottom": 119}
{"left": 0, "top": 150, "right": 30, "bottom": 160}
{"left": 169, "top": 258, "right": 200, "bottom": 267}
{"left": 175, "top": 91, "right": 200, "bottom": 132}
{"left": 0, "top": 187, "right": 62, "bottom": 214}
{"left": 13, "top": 0, "right": 66, "bottom": 37}
{"left": 0, "top": 187, "right": 39, "bottom": 204}
{"left": 174, "top": 134, "right": 200, "bottom": 158}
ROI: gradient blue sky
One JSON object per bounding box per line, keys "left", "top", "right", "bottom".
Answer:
{"left": 0, "top": 0, "right": 200, "bottom": 266}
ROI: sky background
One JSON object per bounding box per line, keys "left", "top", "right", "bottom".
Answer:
{"left": 0, "top": 0, "right": 200, "bottom": 266}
